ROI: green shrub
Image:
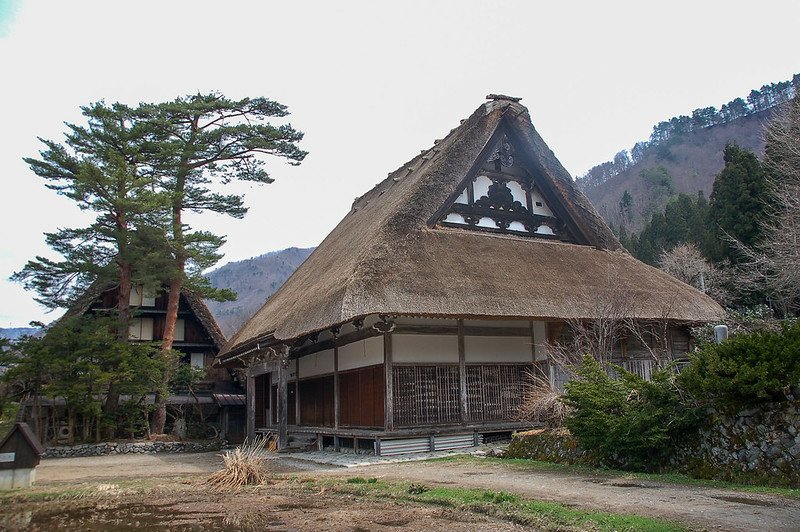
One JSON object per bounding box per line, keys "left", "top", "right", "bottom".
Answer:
{"left": 562, "top": 356, "right": 698, "bottom": 471}
{"left": 678, "top": 320, "right": 800, "bottom": 410}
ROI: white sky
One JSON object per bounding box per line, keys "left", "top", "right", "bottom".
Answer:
{"left": 1, "top": 0, "right": 798, "bottom": 327}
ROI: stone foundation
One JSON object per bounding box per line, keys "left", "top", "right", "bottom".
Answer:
{"left": 505, "top": 428, "right": 591, "bottom": 464}
{"left": 43, "top": 439, "right": 226, "bottom": 459}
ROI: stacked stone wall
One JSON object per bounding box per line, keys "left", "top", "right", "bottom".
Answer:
{"left": 673, "top": 401, "right": 800, "bottom": 485}
{"left": 506, "top": 401, "right": 800, "bottom": 486}
{"left": 43, "top": 439, "right": 226, "bottom": 459}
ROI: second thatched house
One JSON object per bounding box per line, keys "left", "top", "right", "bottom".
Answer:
{"left": 217, "top": 95, "right": 722, "bottom": 454}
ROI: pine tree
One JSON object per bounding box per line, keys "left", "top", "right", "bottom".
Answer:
{"left": 12, "top": 102, "right": 170, "bottom": 434}
{"left": 139, "top": 93, "right": 306, "bottom": 434}
{"left": 707, "top": 144, "right": 769, "bottom": 265}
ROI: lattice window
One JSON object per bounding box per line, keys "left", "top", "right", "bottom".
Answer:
{"left": 465, "top": 364, "right": 526, "bottom": 423}
{"left": 392, "top": 366, "right": 460, "bottom": 427}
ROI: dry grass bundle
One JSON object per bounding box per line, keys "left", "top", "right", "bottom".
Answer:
{"left": 517, "top": 369, "right": 569, "bottom": 428}
{"left": 207, "top": 437, "right": 270, "bottom": 490}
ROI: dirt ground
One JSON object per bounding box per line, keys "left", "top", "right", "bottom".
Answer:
{"left": 314, "top": 458, "right": 800, "bottom": 532}
{"left": 5, "top": 451, "right": 800, "bottom": 531}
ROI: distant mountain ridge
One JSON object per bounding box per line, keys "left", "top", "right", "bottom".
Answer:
{"left": 583, "top": 109, "right": 773, "bottom": 232}
{"left": 579, "top": 74, "right": 798, "bottom": 232}
{"left": 0, "top": 327, "right": 41, "bottom": 340}
{"left": 205, "top": 247, "right": 315, "bottom": 337}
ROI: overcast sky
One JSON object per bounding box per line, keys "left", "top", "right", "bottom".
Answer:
{"left": 1, "top": 0, "right": 798, "bottom": 327}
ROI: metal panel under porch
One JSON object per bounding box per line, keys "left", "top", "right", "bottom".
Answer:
{"left": 274, "top": 422, "right": 528, "bottom": 456}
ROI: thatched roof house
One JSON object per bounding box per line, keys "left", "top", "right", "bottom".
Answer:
{"left": 219, "top": 96, "right": 722, "bottom": 453}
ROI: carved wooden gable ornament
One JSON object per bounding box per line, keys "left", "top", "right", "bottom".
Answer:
{"left": 433, "top": 129, "right": 578, "bottom": 242}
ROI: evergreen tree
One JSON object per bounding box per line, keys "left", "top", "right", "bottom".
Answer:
{"left": 12, "top": 102, "right": 170, "bottom": 433}
{"left": 707, "top": 144, "right": 769, "bottom": 265}
{"left": 139, "top": 93, "right": 306, "bottom": 434}
{"left": 618, "top": 190, "right": 634, "bottom": 224}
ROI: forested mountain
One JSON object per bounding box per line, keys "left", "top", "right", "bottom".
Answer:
{"left": 205, "top": 247, "right": 314, "bottom": 336}
{"left": 580, "top": 75, "right": 798, "bottom": 232}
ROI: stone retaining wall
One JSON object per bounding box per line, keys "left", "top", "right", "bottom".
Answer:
{"left": 506, "top": 401, "right": 800, "bottom": 486}
{"left": 505, "top": 428, "right": 590, "bottom": 464}
{"left": 43, "top": 439, "right": 226, "bottom": 459}
{"left": 673, "top": 401, "right": 800, "bottom": 485}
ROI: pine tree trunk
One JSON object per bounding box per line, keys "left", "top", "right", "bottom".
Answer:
{"left": 152, "top": 137, "right": 191, "bottom": 435}
{"left": 67, "top": 407, "right": 75, "bottom": 446}
{"left": 103, "top": 261, "right": 133, "bottom": 439}
{"left": 82, "top": 413, "right": 90, "bottom": 442}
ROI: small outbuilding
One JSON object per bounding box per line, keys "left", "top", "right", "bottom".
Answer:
{"left": 217, "top": 96, "right": 723, "bottom": 454}
{"left": 0, "top": 423, "right": 44, "bottom": 489}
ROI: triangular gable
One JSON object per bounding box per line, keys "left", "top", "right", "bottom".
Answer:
{"left": 430, "top": 122, "right": 587, "bottom": 244}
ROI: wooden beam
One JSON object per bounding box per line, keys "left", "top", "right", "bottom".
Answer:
{"left": 333, "top": 346, "right": 340, "bottom": 430}
{"left": 392, "top": 324, "right": 531, "bottom": 337}
{"left": 277, "top": 360, "right": 288, "bottom": 450}
{"left": 458, "top": 319, "right": 468, "bottom": 424}
{"left": 293, "top": 327, "right": 382, "bottom": 358}
{"left": 246, "top": 374, "right": 255, "bottom": 441}
{"left": 384, "top": 332, "right": 394, "bottom": 432}
{"left": 295, "top": 357, "right": 301, "bottom": 426}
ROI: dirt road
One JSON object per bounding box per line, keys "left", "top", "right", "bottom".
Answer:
{"left": 315, "top": 458, "right": 800, "bottom": 531}
{"left": 30, "top": 451, "right": 800, "bottom": 531}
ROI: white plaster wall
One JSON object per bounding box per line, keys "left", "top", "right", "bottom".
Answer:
{"left": 532, "top": 321, "right": 548, "bottom": 361}
{"left": 508, "top": 180, "right": 527, "bottom": 205}
{"left": 395, "top": 317, "right": 458, "bottom": 326}
{"left": 393, "top": 334, "right": 458, "bottom": 363}
{"left": 443, "top": 212, "right": 466, "bottom": 225}
{"left": 465, "top": 335, "right": 532, "bottom": 363}
{"left": 338, "top": 336, "right": 384, "bottom": 371}
{"left": 464, "top": 319, "right": 529, "bottom": 328}
{"left": 531, "top": 189, "right": 555, "bottom": 217}
{"left": 299, "top": 349, "right": 335, "bottom": 378}
{"left": 473, "top": 174, "right": 492, "bottom": 199}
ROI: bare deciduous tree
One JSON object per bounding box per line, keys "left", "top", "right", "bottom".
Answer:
{"left": 735, "top": 96, "right": 800, "bottom": 314}
{"left": 659, "top": 243, "right": 731, "bottom": 305}
{"left": 519, "top": 287, "right": 683, "bottom": 425}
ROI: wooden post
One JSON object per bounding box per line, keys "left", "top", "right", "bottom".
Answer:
{"left": 246, "top": 374, "right": 255, "bottom": 441}
{"left": 384, "top": 332, "right": 394, "bottom": 431}
{"left": 333, "top": 346, "right": 340, "bottom": 430}
{"left": 278, "top": 359, "right": 288, "bottom": 450}
{"left": 267, "top": 373, "right": 274, "bottom": 427}
{"left": 458, "top": 319, "right": 468, "bottom": 424}
{"left": 220, "top": 407, "right": 229, "bottom": 441}
{"left": 529, "top": 320, "right": 536, "bottom": 362}
{"left": 295, "top": 357, "right": 301, "bottom": 426}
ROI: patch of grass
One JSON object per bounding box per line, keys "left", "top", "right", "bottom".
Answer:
{"left": 427, "top": 455, "right": 800, "bottom": 498}
{"left": 312, "top": 478, "right": 685, "bottom": 531}
{"left": 346, "top": 477, "right": 377, "bottom": 484}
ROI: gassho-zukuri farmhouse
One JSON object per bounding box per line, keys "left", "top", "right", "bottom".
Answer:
{"left": 215, "top": 95, "right": 722, "bottom": 455}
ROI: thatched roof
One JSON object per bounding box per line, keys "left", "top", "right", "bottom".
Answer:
{"left": 60, "top": 282, "right": 226, "bottom": 350}
{"left": 220, "top": 98, "right": 722, "bottom": 360}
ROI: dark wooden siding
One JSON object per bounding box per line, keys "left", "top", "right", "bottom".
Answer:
{"left": 299, "top": 376, "right": 335, "bottom": 427}
{"left": 339, "top": 365, "right": 384, "bottom": 428}
{"left": 271, "top": 382, "right": 298, "bottom": 426}
{"left": 254, "top": 375, "right": 267, "bottom": 428}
